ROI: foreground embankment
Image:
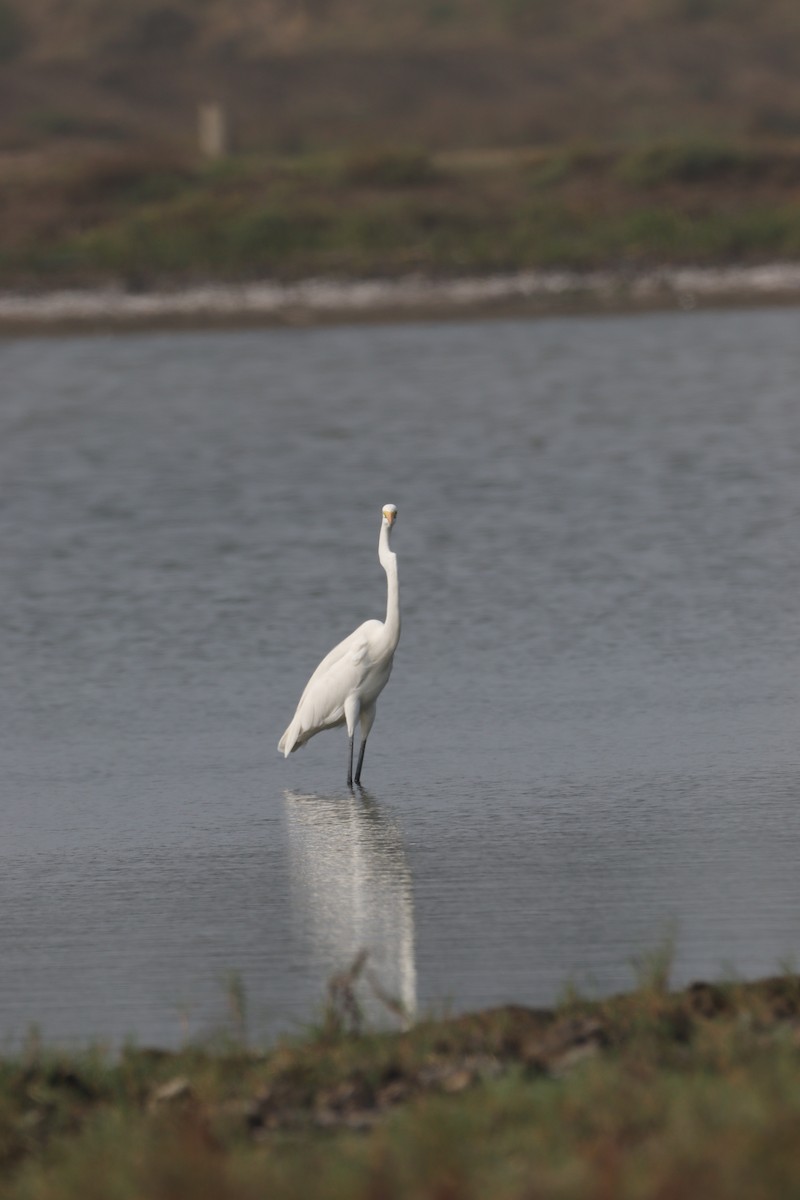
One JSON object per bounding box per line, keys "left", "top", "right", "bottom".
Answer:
{"left": 3, "top": 972, "right": 800, "bottom": 1199}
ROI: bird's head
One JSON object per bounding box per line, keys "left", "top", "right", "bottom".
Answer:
{"left": 382, "top": 503, "right": 398, "bottom": 529}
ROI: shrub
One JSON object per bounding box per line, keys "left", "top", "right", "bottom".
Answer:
{"left": 61, "top": 150, "right": 195, "bottom": 205}
{"left": 618, "top": 140, "right": 758, "bottom": 186}
{"left": 342, "top": 148, "right": 438, "bottom": 188}
{"left": 26, "top": 110, "right": 128, "bottom": 141}
{"left": 530, "top": 145, "right": 609, "bottom": 188}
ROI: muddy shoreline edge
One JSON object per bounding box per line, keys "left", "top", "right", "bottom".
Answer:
{"left": 2, "top": 262, "right": 800, "bottom": 335}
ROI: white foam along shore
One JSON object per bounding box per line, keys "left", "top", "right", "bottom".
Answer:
{"left": 2, "top": 263, "right": 800, "bottom": 328}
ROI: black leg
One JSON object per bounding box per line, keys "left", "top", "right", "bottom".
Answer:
{"left": 347, "top": 733, "right": 355, "bottom": 789}
{"left": 354, "top": 737, "right": 368, "bottom": 786}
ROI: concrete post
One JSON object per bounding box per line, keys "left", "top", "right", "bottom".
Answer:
{"left": 198, "top": 102, "right": 228, "bottom": 159}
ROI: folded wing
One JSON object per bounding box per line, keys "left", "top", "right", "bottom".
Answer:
{"left": 278, "top": 621, "right": 380, "bottom": 755}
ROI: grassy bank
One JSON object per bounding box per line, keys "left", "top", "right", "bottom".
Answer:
{"left": 3, "top": 139, "right": 800, "bottom": 292}
{"left": 3, "top": 968, "right": 800, "bottom": 1198}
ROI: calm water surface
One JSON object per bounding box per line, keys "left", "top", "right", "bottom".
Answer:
{"left": 1, "top": 307, "right": 799, "bottom": 1047}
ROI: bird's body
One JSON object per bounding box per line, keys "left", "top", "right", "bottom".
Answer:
{"left": 278, "top": 504, "right": 400, "bottom": 787}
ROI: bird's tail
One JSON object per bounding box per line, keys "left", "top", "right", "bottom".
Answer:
{"left": 278, "top": 721, "right": 301, "bottom": 757}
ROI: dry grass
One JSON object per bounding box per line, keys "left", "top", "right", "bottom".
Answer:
{"left": 2, "top": 0, "right": 800, "bottom": 155}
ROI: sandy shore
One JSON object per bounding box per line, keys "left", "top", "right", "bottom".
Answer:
{"left": 2, "top": 262, "right": 800, "bottom": 333}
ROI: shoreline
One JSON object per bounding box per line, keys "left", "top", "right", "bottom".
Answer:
{"left": 2, "top": 262, "right": 800, "bottom": 334}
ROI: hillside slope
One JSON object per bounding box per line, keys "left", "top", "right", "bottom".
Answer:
{"left": 2, "top": 0, "right": 800, "bottom": 154}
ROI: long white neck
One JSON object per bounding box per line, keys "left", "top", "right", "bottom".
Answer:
{"left": 379, "top": 521, "right": 400, "bottom": 649}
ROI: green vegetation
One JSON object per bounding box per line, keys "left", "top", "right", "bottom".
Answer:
{"left": 616, "top": 140, "right": 763, "bottom": 187}
{"left": 2, "top": 970, "right": 800, "bottom": 1198}
{"left": 2, "top": 140, "right": 800, "bottom": 290}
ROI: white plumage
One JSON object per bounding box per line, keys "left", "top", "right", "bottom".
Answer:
{"left": 279, "top": 504, "right": 400, "bottom": 787}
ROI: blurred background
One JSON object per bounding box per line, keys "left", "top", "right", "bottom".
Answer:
{"left": 4, "top": 0, "right": 800, "bottom": 153}
{"left": 2, "top": 0, "right": 800, "bottom": 292}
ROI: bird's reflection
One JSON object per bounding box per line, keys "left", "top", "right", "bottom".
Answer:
{"left": 284, "top": 789, "right": 416, "bottom": 1026}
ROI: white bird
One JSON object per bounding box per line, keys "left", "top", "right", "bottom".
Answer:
{"left": 278, "top": 503, "right": 400, "bottom": 788}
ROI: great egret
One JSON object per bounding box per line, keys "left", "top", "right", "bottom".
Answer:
{"left": 278, "top": 503, "right": 400, "bottom": 788}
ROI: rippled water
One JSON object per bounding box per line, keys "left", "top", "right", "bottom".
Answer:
{"left": 1, "top": 307, "right": 799, "bottom": 1047}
